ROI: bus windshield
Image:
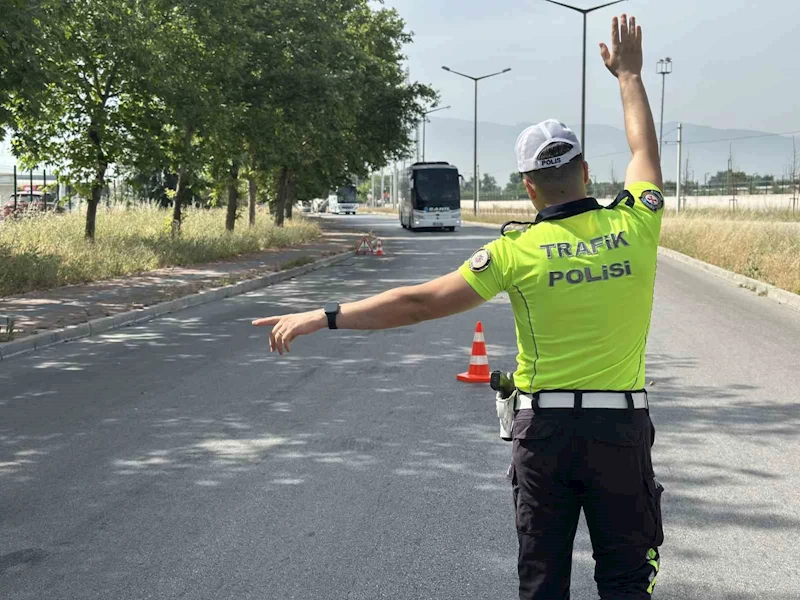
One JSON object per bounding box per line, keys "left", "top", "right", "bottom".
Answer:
{"left": 414, "top": 169, "right": 460, "bottom": 210}
{"left": 337, "top": 186, "right": 357, "bottom": 204}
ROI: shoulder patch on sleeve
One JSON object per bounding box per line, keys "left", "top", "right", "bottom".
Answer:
{"left": 469, "top": 248, "right": 492, "bottom": 272}
{"left": 640, "top": 189, "right": 664, "bottom": 212}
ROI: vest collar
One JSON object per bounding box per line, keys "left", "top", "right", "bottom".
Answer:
{"left": 535, "top": 197, "right": 601, "bottom": 224}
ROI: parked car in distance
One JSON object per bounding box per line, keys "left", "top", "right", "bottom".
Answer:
{"left": 2, "top": 191, "right": 62, "bottom": 219}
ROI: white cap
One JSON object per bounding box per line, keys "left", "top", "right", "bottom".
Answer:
{"left": 515, "top": 119, "right": 583, "bottom": 173}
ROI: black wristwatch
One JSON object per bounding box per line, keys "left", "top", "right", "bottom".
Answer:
{"left": 324, "top": 302, "right": 340, "bottom": 330}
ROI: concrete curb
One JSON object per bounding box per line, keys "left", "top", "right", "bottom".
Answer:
{"left": 0, "top": 251, "right": 353, "bottom": 362}
{"left": 657, "top": 247, "right": 800, "bottom": 312}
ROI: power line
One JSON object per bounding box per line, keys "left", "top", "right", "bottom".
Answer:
{"left": 661, "top": 127, "right": 678, "bottom": 141}
{"left": 588, "top": 149, "right": 633, "bottom": 160}
{"left": 588, "top": 128, "right": 800, "bottom": 161}
{"left": 683, "top": 129, "right": 800, "bottom": 146}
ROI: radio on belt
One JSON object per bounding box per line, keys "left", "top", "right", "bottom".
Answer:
{"left": 491, "top": 370, "right": 516, "bottom": 442}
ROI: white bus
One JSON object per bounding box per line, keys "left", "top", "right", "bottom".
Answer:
{"left": 328, "top": 185, "right": 358, "bottom": 215}
{"left": 398, "top": 162, "right": 461, "bottom": 231}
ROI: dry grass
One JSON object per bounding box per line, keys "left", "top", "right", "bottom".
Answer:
{"left": 660, "top": 213, "right": 800, "bottom": 294}
{"left": 462, "top": 208, "right": 537, "bottom": 225}
{"left": 0, "top": 206, "right": 322, "bottom": 296}
{"left": 669, "top": 207, "right": 800, "bottom": 223}
{"left": 364, "top": 206, "right": 800, "bottom": 295}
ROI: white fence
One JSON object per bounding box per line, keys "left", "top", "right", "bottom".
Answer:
{"left": 468, "top": 193, "right": 800, "bottom": 213}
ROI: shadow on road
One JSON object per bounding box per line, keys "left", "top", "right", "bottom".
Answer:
{"left": 2, "top": 218, "right": 797, "bottom": 599}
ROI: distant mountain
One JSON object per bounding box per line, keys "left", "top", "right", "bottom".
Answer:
{"left": 421, "top": 117, "right": 799, "bottom": 185}
{"left": 4, "top": 120, "right": 797, "bottom": 185}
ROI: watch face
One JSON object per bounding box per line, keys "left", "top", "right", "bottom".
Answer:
{"left": 325, "top": 302, "right": 340, "bottom": 315}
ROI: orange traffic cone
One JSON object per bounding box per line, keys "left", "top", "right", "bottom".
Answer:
{"left": 457, "top": 321, "right": 491, "bottom": 383}
{"left": 373, "top": 238, "right": 386, "bottom": 256}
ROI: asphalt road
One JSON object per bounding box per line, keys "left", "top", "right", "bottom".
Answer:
{"left": 2, "top": 214, "right": 799, "bottom": 599}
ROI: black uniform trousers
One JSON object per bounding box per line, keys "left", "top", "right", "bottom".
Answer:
{"left": 509, "top": 404, "right": 664, "bottom": 600}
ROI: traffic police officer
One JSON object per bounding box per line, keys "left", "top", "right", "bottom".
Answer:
{"left": 254, "top": 14, "right": 664, "bottom": 600}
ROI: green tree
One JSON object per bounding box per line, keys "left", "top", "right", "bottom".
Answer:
{"left": 505, "top": 172, "right": 526, "bottom": 197}
{"left": 150, "top": 0, "right": 252, "bottom": 233}
{"left": 0, "top": 0, "right": 44, "bottom": 134}
{"left": 258, "top": 1, "right": 434, "bottom": 225}
{"left": 708, "top": 170, "right": 748, "bottom": 188}
{"left": 481, "top": 173, "right": 498, "bottom": 193}
{"left": 8, "top": 0, "right": 168, "bottom": 240}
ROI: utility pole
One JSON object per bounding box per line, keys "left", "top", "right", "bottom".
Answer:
{"left": 477, "top": 165, "right": 481, "bottom": 208}
{"left": 792, "top": 136, "right": 798, "bottom": 212}
{"left": 682, "top": 152, "right": 692, "bottom": 207}
{"left": 393, "top": 163, "right": 398, "bottom": 209}
{"left": 657, "top": 58, "right": 673, "bottom": 159}
{"left": 390, "top": 164, "right": 395, "bottom": 209}
{"left": 676, "top": 123, "right": 682, "bottom": 213}
{"left": 727, "top": 144, "right": 737, "bottom": 211}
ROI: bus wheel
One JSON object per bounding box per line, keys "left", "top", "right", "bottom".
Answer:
{"left": 446, "top": 227, "right": 456, "bottom": 232}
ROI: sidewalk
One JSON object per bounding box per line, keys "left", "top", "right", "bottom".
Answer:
{"left": 0, "top": 218, "right": 364, "bottom": 343}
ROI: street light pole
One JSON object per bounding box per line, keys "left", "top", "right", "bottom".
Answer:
{"left": 442, "top": 66, "right": 511, "bottom": 215}
{"left": 657, "top": 57, "right": 673, "bottom": 159}
{"left": 421, "top": 105, "right": 451, "bottom": 162}
{"left": 473, "top": 80, "right": 478, "bottom": 212}
{"left": 543, "top": 0, "right": 626, "bottom": 155}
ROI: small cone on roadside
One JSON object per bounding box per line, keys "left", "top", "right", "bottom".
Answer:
{"left": 373, "top": 238, "right": 386, "bottom": 256}
{"left": 457, "top": 321, "right": 492, "bottom": 383}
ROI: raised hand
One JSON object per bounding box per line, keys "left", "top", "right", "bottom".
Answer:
{"left": 600, "top": 14, "right": 643, "bottom": 79}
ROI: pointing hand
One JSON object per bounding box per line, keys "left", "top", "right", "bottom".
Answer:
{"left": 252, "top": 310, "right": 327, "bottom": 355}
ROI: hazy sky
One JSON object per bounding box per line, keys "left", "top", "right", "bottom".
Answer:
{"left": 383, "top": 0, "right": 800, "bottom": 138}
{"left": 3, "top": 1, "right": 798, "bottom": 170}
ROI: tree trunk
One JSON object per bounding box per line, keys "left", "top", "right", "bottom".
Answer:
{"left": 85, "top": 180, "right": 102, "bottom": 240}
{"left": 172, "top": 128, "right": 195, "bottom": 236}
{"left": 225, "top": 163, "right": 240, "bottom": 232}
{"left": 172, "top": 165, "right": 188, "bottom": 236}
{"left": 248, "top": 175, "right": 257, "bottom": 226}
{"left": 85, "top": 117, "right": 107, "bottom": 241}
{"left": 284, "top": 170, "right": 296, "bottom": 221}
{"left": 85, "top": 164, "right": 107, "bottom": 241}
{"left": 273, "top": 167, "right": 288, "bottom": 227}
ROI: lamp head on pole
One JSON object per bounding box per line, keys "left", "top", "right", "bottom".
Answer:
{"left": 441, "top": 66, "right": 451, "bottom": 72}
{"left": 657, "top": 57, "right": 673, "bottom": 75}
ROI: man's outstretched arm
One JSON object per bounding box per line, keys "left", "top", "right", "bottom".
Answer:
{"left": 600, "top": 14, "right": 663, "bottom": 190}
{"left": 252, "top": 271, "right": 485, "bottom": 354}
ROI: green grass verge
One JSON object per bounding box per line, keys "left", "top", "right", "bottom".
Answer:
{"left": 0, "top": 206, "right": 322, "bottom": 296}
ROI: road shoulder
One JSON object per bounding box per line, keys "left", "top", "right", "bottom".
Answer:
{"left": 0, "top": 218, "right": 364, "bottom": 360}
